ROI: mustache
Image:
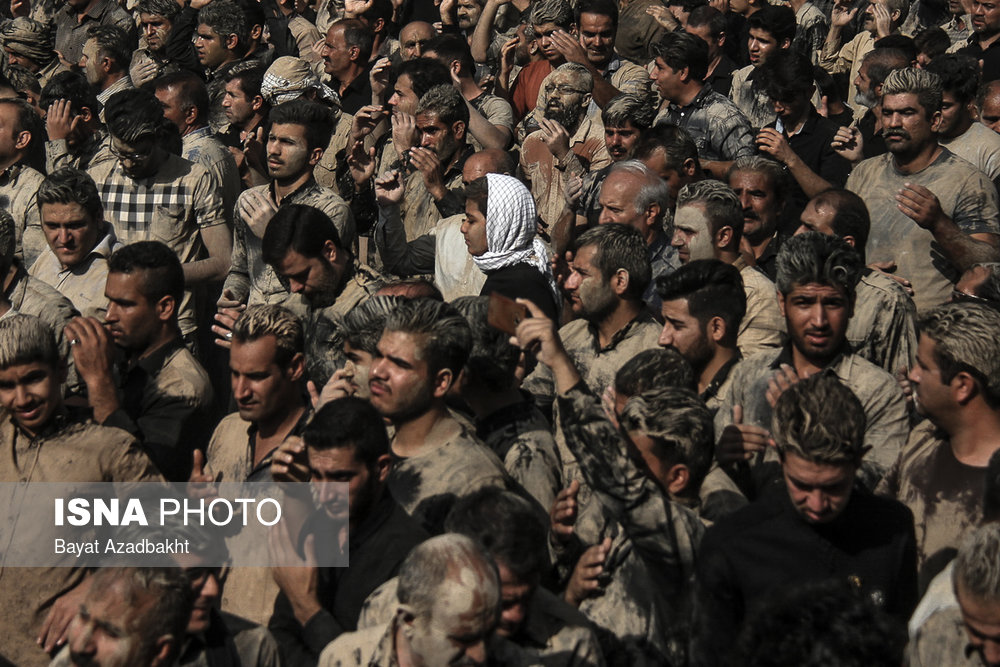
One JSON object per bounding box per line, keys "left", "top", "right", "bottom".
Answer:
{"left": 742, "top": 208, "right": 759, "bottom": 220}
{"left": 884, "top": 130, "right": 910, "bottom": 139}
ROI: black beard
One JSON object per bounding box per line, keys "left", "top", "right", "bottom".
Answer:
{"left": 544, "top": 105, "right": 583, "bottom": 134}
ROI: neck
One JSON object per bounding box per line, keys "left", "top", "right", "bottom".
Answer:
{"left": 942, "top": 404, "right": 1000, "bottom": 466}
{"left": 746, "top": 230, "right": 775, "bottom": 258}
{"left": 335, "top": 63, "right": 364, "bottom": 89}
{"left": 0, "top": 153, "right": 22, "bottom": 174}
{"left": 181, "top": 122, "right": 207, "bottom": 139}
{"left": 783, "top": 107, "right": 810, "bottom": 134}
{"left": 100, "top": 70, "right": 125, "bottom": 92}
{"left": 790, "top": 342, "right": 842, "bottom": 377}
{"left": 464, "top": 386, "right": 523, "bottom": 419}
{"left": 944, "top": 114, "right": 974, "bottom": 140}
{"left": 273, "top": 171, "right": 313, "bottom": 202}
{"left": 891, "top": 142, "right": 943, "bottom": 174}
{"left": 211, "top": 54, "right": 238, "bottom": 73}
{"left": 706, "top": 52, "right": 722, "bottom": 77}
{"left": 239, "top": 112, "right": 265, "bottom": 136}
{"left": 789, "top": 0, "right": 806, "bottom": 10}
{"left": 717, "top": 248, "right": 740, "bottom": 265}
{"left": 673, "top": 82, "right": 703, "bottom": 107}
{"left": 391, "top": 402, "right": 453, "bottom": 458}
{"left": 979, "top": 29, "right": 1000, "bottom": 49}
{"left": 458, "top": 76, "right": 483, "bottom": 100}
{"left": 594, "top": 301, "right": 641, "bottom": 348}
{"left": 135, "top": 327, "right": 181, "bottom": 362}
{"left": 697, "top": 347, "right": 738, "bottom": 395}
{"left": 255, "top": 396, "right": 306, "bottom": 441}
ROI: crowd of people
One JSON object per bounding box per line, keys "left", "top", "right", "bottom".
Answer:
{"left": 1, "top": 0, "right": 1000, "bottom": 662}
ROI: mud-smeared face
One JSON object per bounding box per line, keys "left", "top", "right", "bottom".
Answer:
{"left": 407, "top": 565, "right": 498, "bottom": 666}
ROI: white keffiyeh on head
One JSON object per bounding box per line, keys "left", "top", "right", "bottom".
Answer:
{"left": 473, "top": 174, "right": 553, "bottom": 287}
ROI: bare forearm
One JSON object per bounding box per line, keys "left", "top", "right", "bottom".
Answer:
{"left": 472, "top": 0, "right": 503, "bottom": 62}
{"left": 931, "top": 222, "right": 1000, "bottom": 272}
{"left": 590, "top": 76, "right": 623, "bottom": 109}
{"left": 87, "top": 374, "right": 121, "bottom": 423}
{"left": 785, "top": 154, "right": 834, "bottom": 199}
{"left": 466, "top": 102, "right": 511, "bottom": 149}
{"left": 182, "top": 256, "right": 230, "bottom": 283}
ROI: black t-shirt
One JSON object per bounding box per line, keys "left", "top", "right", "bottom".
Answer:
{"left": 480, "top": 262, "right": 559, "bottom": 322}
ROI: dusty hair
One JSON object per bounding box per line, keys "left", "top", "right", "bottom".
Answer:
{"left": 954, "top": 524, "right": 1000, "bottom": 603}
{"left": 620, "top": 386, "right": 714, "bottom": 489}
{"left": 341, "top": 295, "right": 403, "bottom": 354}
{"left": 383, "top": 298, "right": 472, "bottom": 376}
{"left": 881, "top": 67, "right": 942, "bottom": 115}
{"left": 231, "top": 304, "right": 303, "bottom": 366}
{"left": 771, "top": 372, "right": 867, "bottom": 466}
{"left": 727, "top": 156, "right": 787, "bottom": 203}
{"left": 608, "top": 159, "right": 670, "bottom": 226}
{"left": 0, "top": 314, "right": 59, "bottom": 370}
{"left": 575, "top": 223, "right": 652, "bottom": 301}
{"left": 918, "top": 302, "right": 1000, "bottom": 407}
{"left": 677, "top": 179, "right": 743, "bottom": 242}
{"left": 614, "top": 347, "right": 695, "bottom": 397}
{"left": 529, "top": 0, "right": 573, "bottom": 28}
{"left": 775, "top": 231, "right": 862, "bottom": 299}
{"left": 396, "top": 534, "right": 500, "bottom": 619}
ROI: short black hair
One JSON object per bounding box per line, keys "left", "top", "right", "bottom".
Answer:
{"left": 687, "top": 5, "right": 726, "bottom": 35}
{"left": 262, "top": 205, "right": 343, "bottom": 266}
{"left": 152, "top": 70, "right": 210, "bottom": 125}
{"left": 267, "top": 99, "right": 335, "bottom": 152}
{"left": 650, "top": 31, "right": 708, "bottom": 81}
{"left": 810, "top": 189, "right": 871, "bottom": 249}
{"left": 105, "top": 88, "right": 165, "bottom": 142}
{"left": 575, "top": 0, "right": 619, "bottom": 27}
{"left": 872, "top": 34, "right": 916, "bottom": 63}
{"left": 40, "top": 70, "right": 100, "bottom": 116}
{"left": 303, "top": 397, "right": 389, "bottom": 468}
{"left": 760, "top": 48, "right": 814, "bottom": 102}
{"left": 747, "top": 5, "right": 796, "bottom": 46}
{"left": 927, "top": 53, "right": 981, "bottom": 104}
{"left": 107, "top": 241, "right": 185, "bottom": 305}
{"left": 657, "top": 259, "right": 746, "bottom": 347}
{"left": 87, "top": 24, "right": 131, "bottom": 71}
{"left": 424, "top": 34, "right": 476, "bottom": 78}
{"left": 394, "top": 57, "right": 452, "bottom": 99}
{"left": 914, "top": 26, "right": 951, "bottom": 62}
{"left": 224, "top": 63, "right": 265, "bottom": 101}
{"left": 335, "top": 18, "right": 375, "bottom": 60}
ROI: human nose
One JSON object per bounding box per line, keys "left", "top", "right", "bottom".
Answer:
{"left": 671, "top": 228, "right": 685, "bottom": 248}
{"left": 232, "top": 376, "right": 251, "bottom": 401}
{"left": 805, "top": 490, "right": 828, "bottom": 515}
{"left": 658, "top": 324, "right": 674, "bottom": 347}
{"left": 464, "top": 639, "right": 487, "bottom": 665}
{"left": 565, "top": 270, "right": 581, "bottom": 290}
{"left": 809, "top": 304, "right": 828, "bottom": 327}
{"left": 907, "top": 363, "right": 921, "bottom": 384}
{"left": 598, "top": 208, "right": 613, "bottom": 224}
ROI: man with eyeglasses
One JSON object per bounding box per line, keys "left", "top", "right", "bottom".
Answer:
{"left": 519, "top": 62, "right": 611, "bottom": 230}
{"left": 877, "top": 302, "right": 1000, "bottom": 594}
{"left": 87, "top": 88, "right": 230, "bottom": 342}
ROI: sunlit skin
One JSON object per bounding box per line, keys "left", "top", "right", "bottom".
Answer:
{"left": 778, "top": 283, "right": 853, "bottom": 368}
{"left": 140, "top": 12, "right": 172, "bottom": 53}
{"left": 671, "top": 204, "right": 717, "bottom": 263}
{"left": 307, "top": 444, "right": 387, "bottom": 530}
{"left": 400, "top": 572, "right": 497, "bottom": 667}
{"left": 41, "top": 202, "right": 101, "bottom": 268}
{"left": 343, "top": 341, "right": 375, "bottom": 399}
{"left": 79, "top": 38, "right": 103, "bottom": 88}
{"left": 907, "top": 335, "right": 952, "bottom": 419}
{"left": 881, "top": 92, "right": 942, "bottom": 161}
{"left": 222, "top": 79, "right": 256, "bottom": 126}
{"left": 649, "top": 56, "right": 684, "bottom": 100}
{"left": 577, "top": 13, "right": 616, "bottom": 67}
{"left": 104, "top": 272, "right": 168, "bottom": 352}
{"left": 658, "top": 298, "right": 714, "bottom": 370}
{"left": 417, "top": 111, "right": 463, "bottom": 162}
{"left": 748, "top": 27, "right": 784, "bottom": 65}
{"left": 322, "top": 24, "right": 357, "bottom": 79}
{"left": 729, "top": 170, "right": 779, "bottom": 244}
{"left": 597, "top": 171, "right": 648, "bottom": 231}
{"left": 957, "top": 584, "right": 1000, "bottom": 667}
{"left": 461, "top": 198, "right": 489, "bottom": 256}
{"left": 781, "top": 451, "right": 857, "bottom": 524}
{"left": 387, "top": 73, "right": 419, "bottom": 115}
{"left": 0, "top": 361, "right": 65, "bottom": 438}
{"left": 229, "top": 336, "right": 301, "bottom": 423}
{"left": 533, "top": 21, "right": 566, "bottom": 62}
{"left": 368, "top": 330, "right": 436, "bottom": 422}
{"left": 981, "top": 87, "right": 1000, "bottom": 132}
{"left": 266, "top": 122, "right": 319, "bottom": 183}
{"left": 457, "top": 0, "right": 483, "bottom": 31}
{"left": 399, "top": 22, "right": 435, "bottom": 60}
{"left": 4, "top": 46, "right": 39, "bottom": 72}
{"left": 194, "top": 24, "right": 233, "bottom": 70}
{"left": 938, "top": 90, "right": 974, "bottom": 139}
{"left": 154, "top": 85, "right": 192, "bottom": 135}
{"left": 795, "top": 199, "right": 837, "bottom": 237}
{"left": 66, "top": 577, "right": 162, "bottom": 667}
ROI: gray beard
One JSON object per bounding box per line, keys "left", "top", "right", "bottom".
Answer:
{"left": 854, "top": 89, "right": 878, "bottom": 109}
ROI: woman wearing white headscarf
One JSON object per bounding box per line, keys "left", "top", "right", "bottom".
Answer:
{"left": 461, "top": 173, "right": 559, "bottom": 321}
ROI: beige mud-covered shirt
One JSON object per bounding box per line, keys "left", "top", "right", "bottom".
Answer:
{"left": 907, "top": 606, "right": 979, "bottom": 667}
{"left": 0, "top": 414, "right": 160, "bottom": 667}
{"left": 615, "top": 0, "right": 668, "bottom": 64}
{"left": 848, "top": 149, "right": 1000, "bottom": 312}
{"left": 387, "top": 413, "right": 510, "bottom": 534}
{"left": 849, "top": 269, "right": 918, "bottom": 374}
{"left": 940, "top": 120, "right": 1000, "bottom": 181}
{"left": 0, "top": 163, "right": 46, "bottom": 264}
{"left": 314, "top": 111, "right": 353, "bottom": 190}
{"left": 183, "top": 127, "right": 242, "bottom": 228}
{"left": 44, "top": 129, "right": 114, "bottom": 175}
{"left": 225, "top": 181, "right": 356, "bottom": 306}
{"left": 29, "top": 229, "right": 121, "bottom": 319}
{"left": 469, "top": 92, "right": 516, "bottom": 153}
{"left": 876, "top": 421, "right": 989, "bottom": 592}
{"left": 716, "top": 347, "right": 910, "bottom": 489}
{"left": 88, "top": 152, "right": 227, "bottom": 335}
{"left": 358, "top": 578, "right": 605, "bottom": 667}
{"left": 434, "top": 214, "right": 488, "bottom": 301}
{"left": 520, "top": 115, "right": 612, "bottom": 229}
{"left": 735, "top": 260, "right": 785, "bottom": 358}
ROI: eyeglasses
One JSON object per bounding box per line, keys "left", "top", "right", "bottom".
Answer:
{"left": 110, "top": 144, "right": 155, "bottom": 163}
{"left": 543, "top": 84, "right": 588, "bottom": 96}
{"left": 186, "top": 565, "right": 227, "bottom": 590}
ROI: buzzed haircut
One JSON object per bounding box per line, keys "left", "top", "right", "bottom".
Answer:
{"left": 776, "top": 232, "right": 862, "bottom": 300}
{"left": 747, "top": 5, "right": 796, "bottom": 46}
{"left": 267, "top": 98, "right": 336, "bottom": 152}
{"left": 394, "top": 57, "right": 452, "bottom": 99}
{"left": 424, "top": 34, "right": 477, "bottom": 78}
{"left": 657, "top": 259, "right": 746, "bottom": 347}
{"left": 383, "top": 298, "right": 472, "bottom": 376}
{"left": 575, "top": 223, "right": 652, "bottom": 301}
{"left": 107, "top": 241, "right": 185, "bottom": 305}
{"left": 810, "top": 189, "right": 871, "bottom": 249}
{"left": 198, "top": 0, "right": 249, "bottom": 48}
{"left": 335, "top": 18, "right": 375, "bottom": 60}
{"left": 687, "top": 5, "right": 726, "bottom": 35}
{"left": 152, "top": 70, "right": 211, "bottom": 125}
{"left": 303, "top": 397, "right": 390, "bottom": 469}
{"left": 918, "top": 302, "right": 1000, "bottom": 408}
{"left": 231, "top": 304, "right": 304, "bottom": 366}
{"left": 772, "top": 372, "right": 867, "bottom": 466}
{"left": 635, "top": 123, "right": 700, "bottom": 171}
{"left": 650, "top": 31, "right": 709, "bottom": 81}
{"left": 615, "top": 348, "right": 696, "bottom": 397}
{"left": 0, "top": 314, "right": 59, "bottom": 370}
{"left": 262, "top": 205, "right": 344, "bottom": 265}
{"left": 620, "top": 386, "right": 715, "bottom": 490}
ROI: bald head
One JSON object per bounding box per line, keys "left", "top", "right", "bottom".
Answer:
{"left": 463, "top": 148, "right": 514, "bottom": 182}
{"left": 400, "top": 21, "right": 435, "bottom": 60}
{"left": 979, "top": 80, "right": 1000, "bottom": 134}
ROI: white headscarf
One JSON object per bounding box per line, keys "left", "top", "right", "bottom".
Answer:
{"left": 473, "top": 175, "right": 553, "bottom": 294}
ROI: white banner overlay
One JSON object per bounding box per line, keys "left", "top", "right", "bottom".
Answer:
{"left": 0, "top": 482, "right": 349, "bottom": 567}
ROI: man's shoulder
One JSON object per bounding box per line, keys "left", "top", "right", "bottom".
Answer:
{"left": 158, "top": 346, "right": 213, "bottom": 403}
{"left": 15, "top": 274, "right": 77, "bottom": 322}
{"left": 208, "top": 412, "right": 250, "bottom": 452}
{"left": 909, "top": 606, "right": 973, "bottom": 666}
{"left": 292, "top": 182, "right": 350, "bottom": 210}
{"left": 837, "top": 351, "right": 900, "bottom": 393}
{"left": 858, "top": 269, "right": 915, "bottom": 302}
{"left": 729, "top": 348, "right": 783, "bottom": 381}
{"left": 897, "top": 420, "right": 950, "bottom": 471}
{"left": 319, "top": 622, "right": 390, "bottom": 667}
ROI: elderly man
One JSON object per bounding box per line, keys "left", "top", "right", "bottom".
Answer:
{"left": 398, "top": 21, "right": 435, "bottom": 60}
{"left": 520, "top": 62, "right": 611, "bottom": 230}
{"left": 318, "top": 535, "right": 530, "bottom": 665}
{"left": 846, "top": 68, "right": 1000, "bottom": 311}
{"left": 29, "top": 167, "right": 120, "bottom": 318}
{"left": 597, "top": 159, "right": 678, "bottom": 310}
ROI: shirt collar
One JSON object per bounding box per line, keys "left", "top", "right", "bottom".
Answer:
{"left": 700, "top": 354, "right": 741, "bottom": 403}
{"left": 127, "top": 336, "right": 186, "bottom": 377}
{"left": 673, "top": 83, "right": 714, "bottom": 112}
{"left": 585, "top": 309, "right": 656, "bottom": 353}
